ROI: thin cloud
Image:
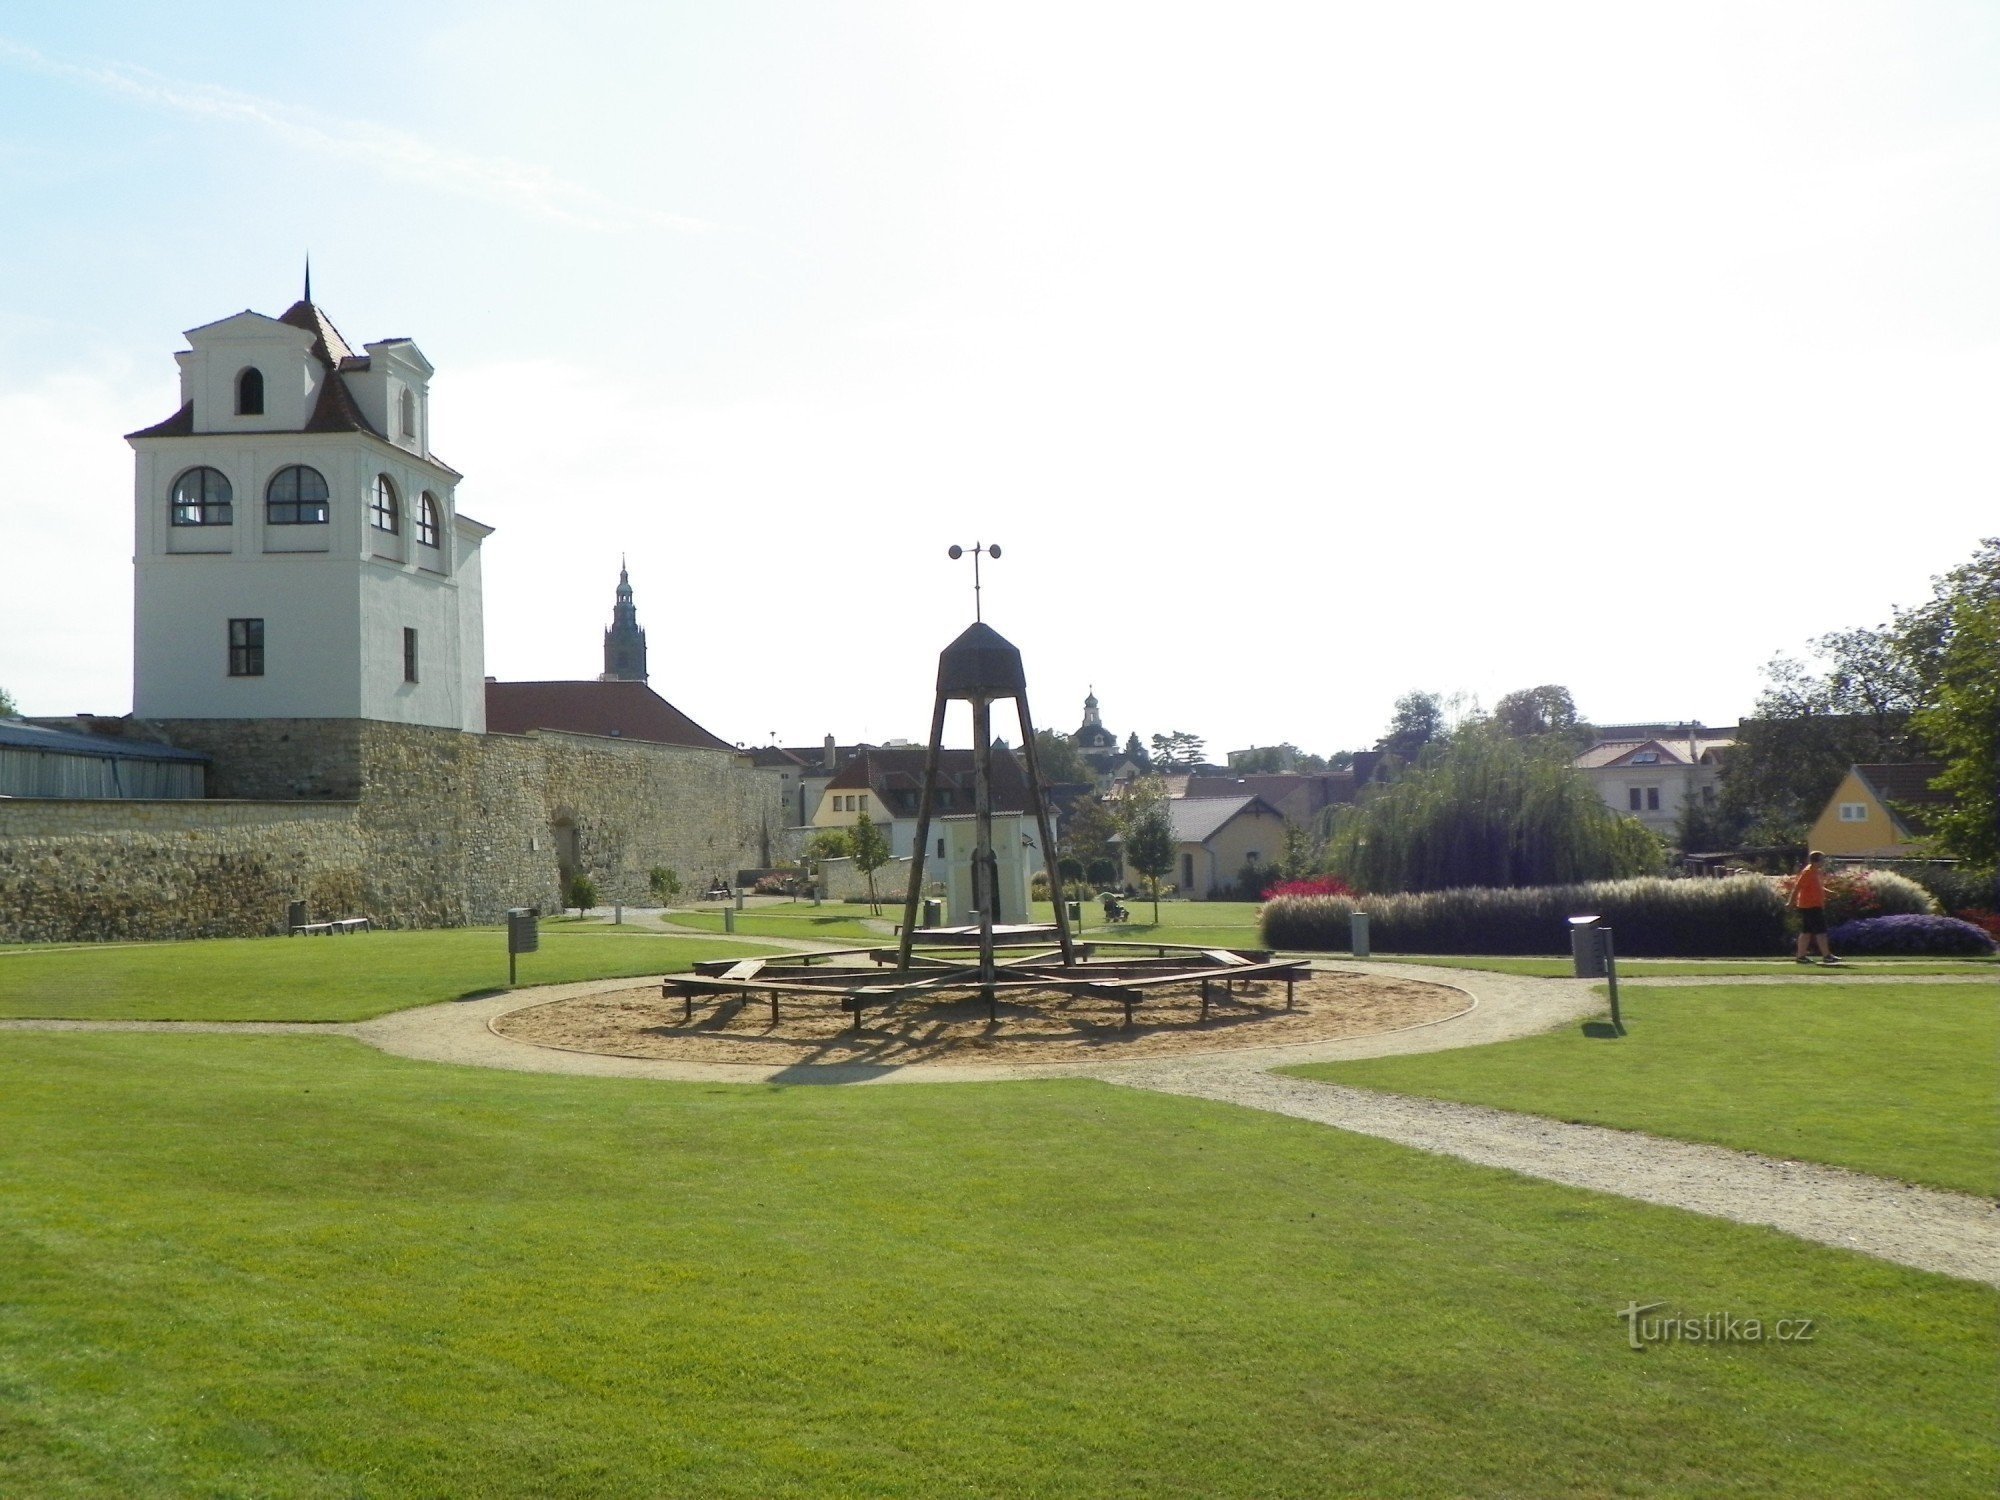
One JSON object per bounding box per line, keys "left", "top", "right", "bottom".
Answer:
{"left": 0, "top": 35, "right": 715, "bottom": 234}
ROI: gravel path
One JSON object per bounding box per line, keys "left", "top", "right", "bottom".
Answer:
{"left": 7, "top": 960, "right": 1994, "bottom": 1285}
{"left": 1094, "top": 1058, "right": 2000, "bottom": 1286}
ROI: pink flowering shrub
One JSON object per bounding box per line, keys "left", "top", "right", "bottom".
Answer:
{"left": 1262, "top": 875, "right": 1356, "bottom": 902}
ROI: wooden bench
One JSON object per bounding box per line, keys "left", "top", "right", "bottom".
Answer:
{"left": 289, "top": 916, "right": 373, "bottom": 936}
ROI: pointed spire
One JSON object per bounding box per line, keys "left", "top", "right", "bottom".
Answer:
{"left": 303, "top": 254, "right": 312, "bottom": 305}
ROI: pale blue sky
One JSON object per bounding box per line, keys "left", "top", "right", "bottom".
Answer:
{"left": 3, "top": 2, "right": 1995, "bottom": 754}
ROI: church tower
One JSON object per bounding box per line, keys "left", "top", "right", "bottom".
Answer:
{"left": 1074, "top": 687, "right": 1118, "bottom": 752}
{"left": 127, "top": 274, "right": 491, "bottom": 732}
{"left": 601, "top": 562, "right": 648, "bottom": 681}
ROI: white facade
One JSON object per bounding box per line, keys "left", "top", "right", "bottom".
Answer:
{"left": 936, "top": 813, "right": 1035, "bottom": 926}
{"left": 130, "top": 305, "right": 489, "bottom": 731}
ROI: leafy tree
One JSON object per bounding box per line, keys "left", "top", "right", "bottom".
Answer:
{"left": 1720, "top": 545, "right": 1989, "bottom": 840}
{"left": 1063, "top": 796, "right": 1123, "bottom": 886}
{"left": 1907, "top": 541, "right": 2000, "bottom": 865}
{"left": 1376, "top": 691, "right": 1445, "bottom": 764}
{"left": 1278, "top": 823, "right": 1319, "bottom": 882}
{"left": 851, "top": 812, "right": 892, "bottom": 915}
{"left": 1492, "top": 684, "right": 1581, "bottom": 740}
{"left": 1123, "top": 803, "right": 1176, "bottom": 921}
{"left": 1122, "top": 732, "right": 1151, "bottom": 769}
{"left": 0, "top": 685, "right": 16, "bottom": 717}
{"left": 1148, "top": 730, "right": 1207, "bottom": 771}
{"left": 805, "top": 827, "right": 854, "bottom": 861}
{"left": 1325, "top": 723, "right": 1665, "bottom": 892}
{"left": 563, "top": 870, "right": 599, "bottom": 915}
{"left": 647, "top": 866, "right": 682, "bottom": 904}
{"left": 1031, "top": 727, "right": 1092, "bottom": 784}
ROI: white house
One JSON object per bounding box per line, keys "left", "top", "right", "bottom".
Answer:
{"left": 128, "top": 287, "right": 491, "bottom": 732}
{"left": 1572, "top": 723, "right": 1736, "bottom": 838}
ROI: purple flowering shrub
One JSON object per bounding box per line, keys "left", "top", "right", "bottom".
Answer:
{"left": 1826, "top": 913, "right": 1998, "bottom": 957}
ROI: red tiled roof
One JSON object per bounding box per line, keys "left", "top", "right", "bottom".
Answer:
{"left": 124, "top": 401, "right": 195, "bottom": 439}
{"left": 1851, "top": 763, "right": 1950, "bottom": 836}
{"left": 825, "top": 746, "right": 1031, "bottom": 815}
{"left": 303, "top": 369, "right": 383, "bottom": 438}
{"left": 278, "top": 298, "right": 357, "bottom": 367}
{"left": 484, "top": 680, "right": 736, "bottom": 752}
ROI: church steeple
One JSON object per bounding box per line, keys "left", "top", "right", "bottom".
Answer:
{"left": 602, "top": 559, "right": 648, "bottom": 681}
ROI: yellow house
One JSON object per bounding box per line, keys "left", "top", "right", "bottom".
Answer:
{"left": 1124, "top": 794, "right": 1289, "bottom": 900}
{"left": 1808, "top": 763, "right": 1948, "bottom": 858}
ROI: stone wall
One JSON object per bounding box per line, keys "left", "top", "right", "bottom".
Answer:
{"left": 0, "top": 718, "right": 783, "bottom": 939}
{"left": 816, "top": 855, "right": 917, "bottom": 906}
{"left": 0, "top": 798, "right": 363, "bottom": 942}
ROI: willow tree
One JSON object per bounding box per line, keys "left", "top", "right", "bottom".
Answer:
{"left": 1324, "top": 725, "right": 1664, "bottom": 893}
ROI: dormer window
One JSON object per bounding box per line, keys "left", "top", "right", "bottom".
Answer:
{"left": 418, "top": 492, "right": 441, "bottom": 548}
{"left": 1631, "top": 751, "right": 1659, "bottom": 764}
{"left": 399, "top": 387, "right": 417, "bottom": 441}
{"left": 370, "top": 474, "right": 401, "bottom": 534}
{"left": 170, "top": 466, "right": 233, "bottom": 526}
{"left": 236, "top": 368, "right": 264, "bottom": 416}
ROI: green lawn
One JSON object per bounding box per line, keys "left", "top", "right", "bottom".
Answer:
{"left": 0, "top": 927, "right": 746, "bottom": 1023}
{"left": 0, "top": 1034, "right": 1992, "bottom": 1499}
{"left": 662, "top": 902, "right": 890, "bottom": 942}
{"left": 1363, "top": 954, "right": 1999, "bottom": 978}
{"left": 1288, "top": 983, "right": 2000, "bottom": 1196}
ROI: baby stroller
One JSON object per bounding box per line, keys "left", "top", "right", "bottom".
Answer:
{"left": 1100, "top": 894, "right": 1129, "bottom": 925}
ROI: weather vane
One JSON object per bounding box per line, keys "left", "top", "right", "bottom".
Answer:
{"left": 947, "top": 541, "right": 1001, "bottom": 622}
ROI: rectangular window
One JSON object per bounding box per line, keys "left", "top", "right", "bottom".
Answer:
{"left": 1627, "top": 788, "right": 1643, "bottom": 811}
{"left": 228, "top": 618, "right": 264, "bottom": 677}
{"left": 1839, "top": 802, "right": 1869, "bottom": 822}
{"left": 1645, "top": 787, "right": 1660, "bottom": 811}
{"left": 857, "top": 794, "right": 868, "bottom": 813}
{"left": 403, "top": 627, "right": 419, "bottom": 684}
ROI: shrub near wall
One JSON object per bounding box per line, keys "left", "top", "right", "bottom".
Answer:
{"left": 1262, "top": 876, "right": 1791, "bottom": 957}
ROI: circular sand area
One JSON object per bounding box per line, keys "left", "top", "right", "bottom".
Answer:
{"left": 493, "top": 970, "right": 1470, "bottom": 1067}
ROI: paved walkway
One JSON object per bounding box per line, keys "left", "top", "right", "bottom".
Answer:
{"left": 6, "top": 959, "right": 1995, "bottom": 1286}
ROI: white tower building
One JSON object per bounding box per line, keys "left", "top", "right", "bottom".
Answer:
{"left": 128, "top": 279, "right": 490, "bottom": 732}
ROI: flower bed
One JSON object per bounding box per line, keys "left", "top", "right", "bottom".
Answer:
{"left": 1825, "top": 914, "right": 1998, "bottom": 957}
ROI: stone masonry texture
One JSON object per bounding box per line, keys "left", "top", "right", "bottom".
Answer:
{"left": 0, "top": 719, "right": 782, "bottom": 941}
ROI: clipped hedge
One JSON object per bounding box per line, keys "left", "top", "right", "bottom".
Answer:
{"left": 1261, "top": 876, "right": 1790, "bottom": 957}
{"left": 1827, "top": 914, "right": 1998, "bottom": 957}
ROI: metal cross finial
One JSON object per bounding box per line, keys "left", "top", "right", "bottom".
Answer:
{"left": 947, "top": 541, "right": 1002, "bottom": 622}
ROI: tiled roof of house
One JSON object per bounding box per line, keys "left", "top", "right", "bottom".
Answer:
{"left": 484, "top": 680, "right": 736, "bottom": 752}
{"left": 1851, "top": 763, "right": 1950, "bottom": 836}
{"left": 1574, "top": 736, "right": 1735, "bottom": 770}
{"left": 124, "top": 401, "right": 196, "bottom": 439}
{"left": 1168, "top": 794, "right": 1283, "bottom": 845}
{"left": 278, "top": 298, "right": 357, "bottom": 367}
{"left": 826, "top": 746, "right": 1031, "bottom": 816}
{"left": 1183, "top": 771, "right": 1357, "bottom": 814}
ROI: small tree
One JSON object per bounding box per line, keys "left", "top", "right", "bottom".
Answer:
{"left": 0, "top": 684, "right": 16, "bottom": 717}
{"left": 851, "top": 812, "right": 892, "bottom": 915}
{"left": 1123, "top": 804, "right": 1176, "bottom": 922}
{"left": 564, "top": 870, "right": 599, "bottom": 916}
{"left": 647, "top": 866, "right": 682, "bottom": 905}
{"left": 1064, "top": 796, "right": 1122, "bottom": 886}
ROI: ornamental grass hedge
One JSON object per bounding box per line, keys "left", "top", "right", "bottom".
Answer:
{"left": 1260, "top": 875, "right": 1790, "bottom": 957}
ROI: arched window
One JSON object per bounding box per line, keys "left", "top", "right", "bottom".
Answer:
{"left": 236, "top": 368, "right": 264, "bottom": 416}
{"left": 370, "top": 474, "right": 401, "bottom": 534}
{"left": 170, "top": 467, "right": 233, "bottom": 527}
{"left": 417, "top": 491, "right": 441, "bottom": 549}
{"left": 266, "top": 465, "right": 329, "bottom": 525}
{"left": 399, "top": 387, "right": 417, "bottom": 440}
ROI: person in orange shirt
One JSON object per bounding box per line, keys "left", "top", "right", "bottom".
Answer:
{"left": 1789, "top": 850, "right": 1841, "bottom": 964}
